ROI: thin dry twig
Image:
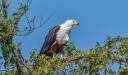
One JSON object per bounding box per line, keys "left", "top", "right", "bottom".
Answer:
{"left": 16, "top": 16, "right": 35, "bottom": 36}
{"left": 16, "top": 12, "right": 54, "bottom": 36}
{"left": 62, "top": 55, "right": 84, "bottom": 63}
{"left": 7, "top": 0, "right": 13, "bottom": 8}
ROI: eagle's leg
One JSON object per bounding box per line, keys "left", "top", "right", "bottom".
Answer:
{"left": 60, "top": 46, "right": 64, "bottom": 57}
{"left": 48, "top": 50, "right": 56, "bottom": 57}
{"left": 60, "top": 45, "right": 67, "bottom": 59}
{"left": 49, "top": 41, "right": 59, "bottom": 57}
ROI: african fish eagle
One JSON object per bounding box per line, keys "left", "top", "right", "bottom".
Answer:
{"left": 40, "top": 20, "right": 79, "bottom": 56}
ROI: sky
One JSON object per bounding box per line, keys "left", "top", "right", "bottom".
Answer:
{"left": 10, "top": 0, "right": 128, "bottom": 59}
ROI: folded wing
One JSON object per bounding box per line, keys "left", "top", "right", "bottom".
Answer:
{"left": 40, "top": 25, "right": 60, "bottom": 55}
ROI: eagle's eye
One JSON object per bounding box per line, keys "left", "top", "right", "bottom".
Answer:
{"left": 72, "top": 20, "right": 75, "bottom": 23}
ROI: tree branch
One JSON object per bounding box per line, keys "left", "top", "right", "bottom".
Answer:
{"left": 2, "top": 0, "right": 7, "bottom": 18}
{"left": 62, "top": 55, "right": 84, "bottom": 62}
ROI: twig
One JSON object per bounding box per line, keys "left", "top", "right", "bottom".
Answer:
{"left": 62, "top": 55, "right": 84, "bottom": 62}
{"left": 16, "top": 16, "right": 35, "bottom": 36}
{"left": 16, "top": 12, "right": 54, "bottom": 36}
{"left": 7, "top": 0, "right": 13, "bottom": 8}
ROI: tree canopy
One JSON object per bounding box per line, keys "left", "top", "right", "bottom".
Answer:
{"left": 0, "top": 0, "right": 128, "bottom": 75}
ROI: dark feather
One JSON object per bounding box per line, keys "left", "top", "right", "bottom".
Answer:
{"left": 40, "top": 25, "right": 60, "bottom": 55}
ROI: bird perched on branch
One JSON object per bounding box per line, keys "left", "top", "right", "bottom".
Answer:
{"left": 40, "top": 20, "right": 79, "bottom": 56}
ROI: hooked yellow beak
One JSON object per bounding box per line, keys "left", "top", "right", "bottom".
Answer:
{"left": 73, "top": 21, "right": 79, "bottom": 26}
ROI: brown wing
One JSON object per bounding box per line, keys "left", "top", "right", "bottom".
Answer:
{"left": 40, "top": 25, "right": 60, "bottom": 55}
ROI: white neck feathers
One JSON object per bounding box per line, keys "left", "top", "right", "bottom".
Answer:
{"left": 59, "top": 23, "right": 72, "bottom": 31}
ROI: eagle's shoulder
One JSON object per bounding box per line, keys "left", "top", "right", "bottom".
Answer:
{"left": 49, "top": 25, "right": 60, "bottom": 33}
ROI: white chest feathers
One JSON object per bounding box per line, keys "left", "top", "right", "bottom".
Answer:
{"left": 56, "top": 25, "right": 72, "bottom": 44}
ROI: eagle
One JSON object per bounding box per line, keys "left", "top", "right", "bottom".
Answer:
{"left": 40, "top": 20, "right": 79, "bottom": 56}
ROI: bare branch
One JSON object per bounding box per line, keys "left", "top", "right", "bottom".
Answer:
{"left": 16, "top": 16, "right": 35, "bottom": 36}
{"left": 63, "top": 55, "right": 84, "bottom": 62}
{"left": 16, "top": 13, "right": 54, "bottom": 36}
{"left": 36, "top": 12, "right": 55, "bottom": 29}
{"left": 7, "top": 0, "right": 13, "bottom": 8}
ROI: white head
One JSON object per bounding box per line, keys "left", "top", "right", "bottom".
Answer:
{"left": 63, "top": 20, "right": 79, "bottom": 27}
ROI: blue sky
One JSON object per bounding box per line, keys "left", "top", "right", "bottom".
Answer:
{"left": 12, "top": 0, "right": 128, "bottom": 59}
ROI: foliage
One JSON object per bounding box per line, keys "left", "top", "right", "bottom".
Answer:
{"left": 0, "top": 0, "right": 33, "bottom": 74}
{"left": 0, "top": 0, "right": 128, "bottom": 75}
{"left": 31, "top": 36, "right": 128, "bottom": 75}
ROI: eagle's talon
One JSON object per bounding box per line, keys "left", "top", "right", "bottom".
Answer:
{"left": 60, "top": 54, "right": 67, "bottom": 59}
